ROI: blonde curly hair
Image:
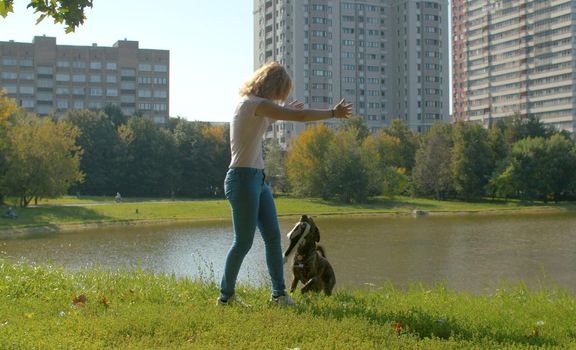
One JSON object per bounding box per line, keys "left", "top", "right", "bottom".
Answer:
{"left": 239, "top": 62, "right": 292, "bottom": 101}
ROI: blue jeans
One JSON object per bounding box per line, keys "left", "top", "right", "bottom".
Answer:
{"left": 220, "top": 167, "right": 286, "bottom": 299}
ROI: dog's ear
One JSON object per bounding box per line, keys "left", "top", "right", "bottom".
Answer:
{"left": 306, "top": 216, "right": 320, "bottom": 242}
{"left": 313, "top": 225, "right": 320, "bottom": 242}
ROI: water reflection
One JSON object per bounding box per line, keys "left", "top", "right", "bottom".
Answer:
{"left": 1, "top": 213, "right": 575, "bottom": 293}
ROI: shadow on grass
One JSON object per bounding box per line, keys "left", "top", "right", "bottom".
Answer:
{"left": 295, "top": 292, "right": 558, "bottom": 348}
{"left": 0, "top": 205, "right": 111, "bottom": 234}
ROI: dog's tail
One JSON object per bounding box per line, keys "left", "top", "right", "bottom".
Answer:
{"left": 316, "top": 244, "right": 327, "bottom": 258}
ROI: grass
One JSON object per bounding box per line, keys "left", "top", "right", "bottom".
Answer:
{"left": 1, "top": 260, "right": 575, "bottom": 349}
{"left": 1, "top": 195, "right": 574, "bottom": 231}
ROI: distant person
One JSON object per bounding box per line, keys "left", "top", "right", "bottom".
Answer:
{"left": 218, "top": 62, "right": 352, "bottom": 306}
{"left": 3, "top": 207, "right": 17, "bottom": 219}
{"left": 114, "top": 192, "right": 122, "bottom": 203}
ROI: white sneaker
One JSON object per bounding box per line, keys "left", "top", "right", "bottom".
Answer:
{"left": 217, "top": 294, "right": 251, "bottom": 307}
{"left": 270, "top": 293, "right": 295, "bottom": 306}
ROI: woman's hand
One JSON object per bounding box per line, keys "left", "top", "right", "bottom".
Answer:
{"left": 332, "top": 99, "right": 353, "bottom": 119}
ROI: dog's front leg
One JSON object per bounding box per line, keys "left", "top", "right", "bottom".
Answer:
{"left": 290, "top": 276, "right": 299, "bottom": 293}
{"left": 301, "top": 277, "right": 318, "bottom": 294}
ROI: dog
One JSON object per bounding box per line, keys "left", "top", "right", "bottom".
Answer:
{"left": 283, "top": 215, "right": 336, "bottom": 296}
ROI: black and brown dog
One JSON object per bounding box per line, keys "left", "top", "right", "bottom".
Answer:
{"left": 283, "top": 215, "right": 336, "bottom": 296}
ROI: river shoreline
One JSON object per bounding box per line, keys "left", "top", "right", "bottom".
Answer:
{"left": 1, "top": 205, "right": 572, "bottom": 237}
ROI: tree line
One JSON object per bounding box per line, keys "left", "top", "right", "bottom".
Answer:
{"left": 1, "top": 91, "right": 575, "bottom": 206}
{"left": 267, "top": 115, "right": 576, "bottom": 203}
{"left": 0, "top": 92, "right": 230, "bottom": 206}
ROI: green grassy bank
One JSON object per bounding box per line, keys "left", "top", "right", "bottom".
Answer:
{"left": 1, "top": 195, "right": 575, "bottom": 232}
{"left": 1, "top": 261, "right": 575, "bottom": 349}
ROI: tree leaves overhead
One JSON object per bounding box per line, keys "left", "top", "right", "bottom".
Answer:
{"left": 1, "top": 0, "right": 93, "bottom": 32}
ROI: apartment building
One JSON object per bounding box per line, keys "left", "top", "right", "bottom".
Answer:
{"left": 254, "top": 0, "right": 449, "bottom": 148}
{"left": 452, "top": 0, "right": 576, "bottom": 133}
{"left": 0, "top": 36, "right": 169, "bottom": 123}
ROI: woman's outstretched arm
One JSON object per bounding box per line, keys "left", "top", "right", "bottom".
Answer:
{"left": 255, "top": 99, "right": 352, "bottom": 122}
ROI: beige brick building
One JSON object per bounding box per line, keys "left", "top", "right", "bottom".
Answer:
{"left": 452, "top": 0, "right": 576, "bottom": 133}
{"left": 0, "top": 36, "right": 169, "bottom": 123}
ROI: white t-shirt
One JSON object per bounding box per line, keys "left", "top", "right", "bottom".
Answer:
{"left": 229, "top": 95, "right": 275, "bottom": 169}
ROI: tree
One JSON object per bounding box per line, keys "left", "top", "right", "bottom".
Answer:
{"left": 340, "top": 115, "right": 370, "bottom": 142}
{"left": 412, "top": 123, "right": 454, "bottom": 199}
{"left": 103, "top": 104, "right": 128, "bottom": 127}
{"left": 1, "top": 0, "right": 93, "bottom": 33}
{"left": 323, "top": 128, "right": 369, "bottom": 203}
{"left": 499, "top": 135, "right": 576, "bottom": 202}
{"left": 63, "top": 109, "right": 120, "bottom": 195}
{"left": 2, "top": 114, "right": 84, "bottom": 207}
{"left": 115, "top": 117, "right": 178, "bottom": 197}
{"left": 451, "top": 122, "right": 494, "bottom": 199}
{"left": 382, "top": 119, "right": 419, "bottom": 172}
{"left": 0, "top": 91, "right": 18, "bottom": 203}
{"left": 503, "top": 113, "right": 548, "bottom": 145}
{"left": 263, "top": 138, "right": 288, "bottom": 193}
{"left": 173, "top": 120, "right": 229, "bottom": 197}
{"left": 0, "top": 91, "right": 15, "bottom": 139}
{"left": 361, "top": 131, "right": 407, "bottom": 197}
{"left": 488, "top": 119, "right": 510, "bottom": 161}
{"left": 380, "top": 167, "right": 409, "bottom": 198}
{"left": 541, "top": 134, "right": 576, "bottom": 201}
{"left": 495, "top": 137, "right": 549, "bottom": 201}
{"left": 192, "top": 124, "right": 230, "bottom": 197}
{"left": 286, "top": 124, "right": 334, "bottom": 198}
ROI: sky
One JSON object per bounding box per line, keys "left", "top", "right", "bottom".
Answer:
{"left": 0, "top": 1, "right": 254, "bottom": 122}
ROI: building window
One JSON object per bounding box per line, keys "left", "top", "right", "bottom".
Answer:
{"left": 137, "top": 90, "right": 152, "bottom": 98}
{"left": 20, "top": 59, "right": 33, "bottom": 67}
{"left": 37, "top": 66, "right": 53, "bottom": 74}
{"left": 138, "top": 63, "right": 152, "bottom": 71}
{"left": 2, "top": 58, "right": 17, "bottom": 66}
{"left": 106, "top": 88, "right": 118, "bottom": 97}
{"left": 90, "top": 61, "right": 102, "bottom": 69}
{"left": 73, "top": 87, "right": 85, "bottom": 96}
{"left": 56, "top": 74, "right": 70, "bottom": 82}
{"left": 19, "top": 72, "right": 34, "bottom": 80}
{"left": 37, "top": 80, "right": 54, "bottom": 88}
{"left": 1, "top": 72, "right": 18, "bottom": 79}
{"left": 120, "top": 82, "right": 135, "bottom": 90}
{"left": 21, "top": 99, "right": 35, "bottom": 108}
{"left": 121, "top": 69, "right": 136, "bottom": 77}
{"left": 89, "top": 88, "right": 103, "bottom": 96}
{"left": 57, "top": 60, "right": 70, "bottom": 68}
{"left": 121, "top": 95, "right": 135, "bottom": 103}
{"left": 87, "top": 102, "right": 102, "bottom": 109}
{"left": 3, "top": 85, "right": 17, "bottom": 93}
{"left": 72, "top": 74, "right": 86, "bottom": 82}
{"left": 19, "top": 86, "right": 34, "bottom": 94}
{"left": 106, "top": 62, "right": 117, "bottom": 70}
{"left": 153, "top": 64, "right": 168, "bottom": 72}
{"left": 153, "top": 90, "right": 167, "bottom": 98}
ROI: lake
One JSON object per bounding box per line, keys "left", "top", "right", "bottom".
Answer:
{"left": 2, "top": 212, "right": 575, "bottom": 293}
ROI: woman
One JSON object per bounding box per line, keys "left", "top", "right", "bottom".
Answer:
{"left": 218, "top": 62, "right": 352, "bottom": 306}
